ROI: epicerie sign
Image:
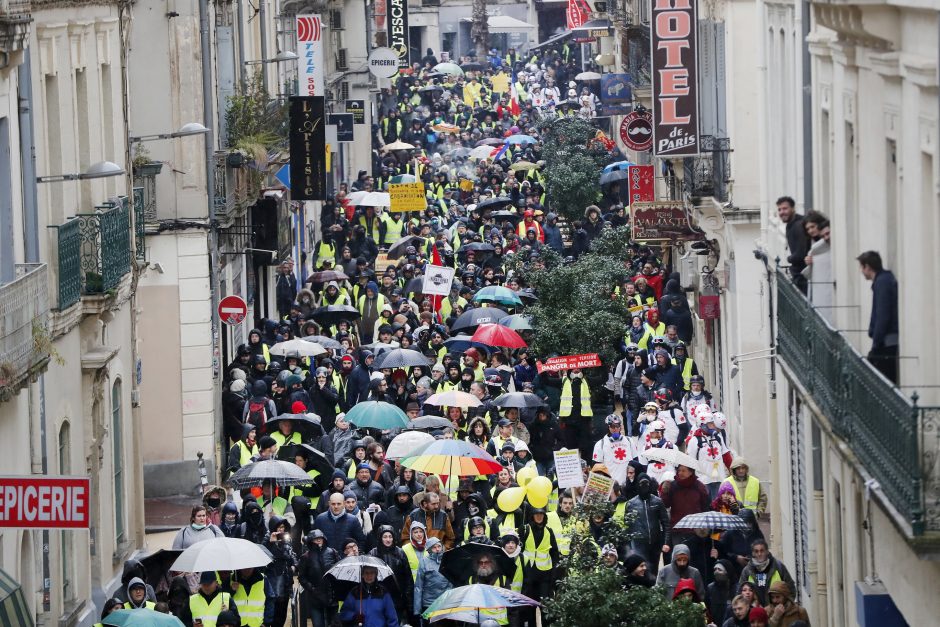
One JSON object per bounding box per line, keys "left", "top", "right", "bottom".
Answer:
{"left": 651, "top": 0, "right": 700, "bottom": 157}
{"left": 0, "top": 476, "right": 91, "bottom": 529}
{"left": 368, "top": 47, "right": 400, "bottom": 79}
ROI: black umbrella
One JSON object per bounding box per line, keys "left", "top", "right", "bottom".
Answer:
{"left": 407, "top": 416, "right": 453, "bottom": 430}
{"left": 493, "top": 392, "right": 546, "bottom": 409}
{"left": 489, "top": 210, "right": 522, "bottom": 223}
{"left": 301, "top": 335, "right": 343, "bottom": 350}
{"left": 373, "top": 348, "right": 432, "bottom": 369}
{"left": 418, "top": 85, "right": 444, "bottom": 93}
{"left": 451, "top": 306, "right": 510, "bottom": 332}
{"left": 266, "top": 413, "right": 325, "bottom": 441}
{"left": 387, "top": 234, "right": 427, "bottom": 260}
{"left": 442, "top": 335, "right": 492, "bottom": 354}
{"left": 475, "top": 138, "right": 504, "bottom": 147}
{"left": 403, "top": 277, "right": 425, "bottom": 296}
{"left": 275, "top": 444, "right": 334, "bottom": 489}
{"left": 477, "top": 196, "right": 513, "bottom": 211}
{"left": 461, "top": 62, "right": 486, "bottom": 72}
{"left": 599, "top": 169, "right": 631, "bottom": 187}
{"left": 310, "top": 305, "right": 361, "bottom": 326}
{"left": 440, "top": 543, "right": 514, "bottom": 586}
{"left": 516, "top": 288, "right": 538, "bottom": 304}
{"left": 457, "top": 242, "right": 496, "bottom": 255}
{"left": 307, "top": 270, "right": 349, "bottom": 284}
{"left": 139, "top": 549, "right": 183, "bottom": 592}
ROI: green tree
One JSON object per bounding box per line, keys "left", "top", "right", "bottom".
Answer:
{"left": 546, "top": 500, "right": 706, "bottom": 627}
{"left": 538, "top": 116, "right": 609, "bottom": 222}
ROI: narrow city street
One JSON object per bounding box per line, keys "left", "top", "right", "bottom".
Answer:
{"left": 0, "top": 0, "right": 937, "bottom": 626}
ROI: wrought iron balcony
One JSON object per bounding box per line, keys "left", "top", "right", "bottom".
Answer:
{"left": 214, "top": 151, "right": 251, "bottom": 225}
{"left": 77, "top": 202, "right": 131, "bottom": 294}
{"left": 683, "top": 135, "right": 731, "bottom": 203}
{"left": 0, "top": 263, "right": 49, "bottom": 402}
{"left": 0, "top": 0, "right": 31, "bottom": 54}
{"left": 776, "top": 269, "right": 940, "bottom": 537}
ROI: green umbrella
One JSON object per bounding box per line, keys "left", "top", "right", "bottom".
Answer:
{"left": 103, "top": 609, "right": 186, "bottom": 626}
{"left": 433, "top": 62, "right": 465, "bottom": 76}
{"left": 499, "top": 314, "right": 533, "bottom": 332}
{"left": 390, "top": 173, "right": 417, "bottom": 184}
{"left": 345, "top": 401, "right": 409, "bottom": 430}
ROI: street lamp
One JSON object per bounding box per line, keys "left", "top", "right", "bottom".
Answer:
{"left": 129, "top": 122, "right": 210, "bottom": 143}
{"left": 36, "top": 160, "right": 126, "bottom": 183}
{"left": 244, "top": 50, "right": 298, "bottom": 66}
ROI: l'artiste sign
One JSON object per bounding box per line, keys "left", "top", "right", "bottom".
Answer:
{"left": 289, "top": 96, "right": 326, "bottom": 201}
{"left": 651, "top": 0, "right": 700, "bottom": 157}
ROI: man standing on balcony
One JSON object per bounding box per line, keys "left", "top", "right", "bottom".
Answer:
{"left": 777, "top": 196, "right": 810, "bottom": 294}
{"left": 858, "top": 250, "right": 899, "bottom": 384}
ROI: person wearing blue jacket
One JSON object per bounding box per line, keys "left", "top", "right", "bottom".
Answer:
{"left": 413, "top": 537, "right": 452, "bottom": 625}
{"left": 339, "top": 565, "right": 399, "bottom": 627}
{"left": 314, "top": 493, "right": 367, "bottom": 553}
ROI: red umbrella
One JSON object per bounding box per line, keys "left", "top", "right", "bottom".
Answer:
{"left": 471, "top": 323, "right": 527, "bottom": 349}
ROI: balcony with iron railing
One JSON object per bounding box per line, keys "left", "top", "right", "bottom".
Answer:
{"left": 0, "top": 0, "right": 31, "bottom": 53}
{"left": 214, "top": 151, "right": 252, "bottom": 226}
{"left": 0, "top": 263, "right": 49, "bottom": 402}
{"left": 683, "top": 136, "right": 731, "bottom": 203}
{"left": 48, "top": 201, "right": 132, "bottom": 311}
{"left": 776, "top": 269, "right": 940, "bottom": 541}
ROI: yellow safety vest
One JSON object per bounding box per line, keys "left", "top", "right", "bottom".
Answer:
{"left": 403, "top": 542, "right": 421, "bottom": 580}
{"left": 232, "top": 578, "right": 266, "bottom": 627}
{"left": 189, "top": 592, "right": 232, "bottom": 627}
{"left": 123, "top": 601, "right": 156, "bottom": 610}
{"left": 559, "top": 378, "right": 592, "bottom": 418}
{"left": 545, "top": 511, "right": 570, "bottom": 556}
{"left": 316, "top": 241, "right": 336, "bottom": 265}
{"left": 236, "top": 440, "right": 258, "bottom": 467}
{"left": 383, "top": 215, "right": 406, "bottom": 243}
{"left": 509, "top": 555, "right": 524, "bottom": 592}
{"left": 725, "top": 475, "right": 761, "bottom": 510}
{"left": 271, "top": 431, "right": 301, "bottom": 448}
{"left": 290, "top": 469, "right": 322, "bottom": 507}
{"left": 523, "top": 529, "right": 553, "bottom": 571}
{"left": 614, "top": 501, "right": 628, "bottom": 521}
{"left": 256, "top": 495, "right": 288, "bottom": 516}
{"left": 678, "top": 358, "right": 695, "bottom": 391}
{"left": 498, "top": 512, "right": 519, "bottom": 535}
{"left": 357, "top": 293, "right": 386, "bottom": 317}
{"left": 547, "top": 487, "right": 559, "bottom": 512}
{"left": 439, "top": 296, "right": 467, "bottom": 320}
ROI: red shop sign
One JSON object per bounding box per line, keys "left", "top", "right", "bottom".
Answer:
{"left": 0, "top": 476, "right": 91, "bottom": 529}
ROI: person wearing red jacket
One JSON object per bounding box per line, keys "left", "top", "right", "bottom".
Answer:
{"left": 640, "top": 261, "right": 666, "bottom": 300}
{"left": 659, "top": 464, "right": 710, "bottom": 563}
{"left": 516, "top": 209, "right": 544, "bottom": 242}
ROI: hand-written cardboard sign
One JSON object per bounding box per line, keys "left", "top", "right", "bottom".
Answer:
{"left": 536, "top": 353, "right": 602, "bottom": 373}
{"left": 389, "top": 182, "right": 427, "bottom": 212}
{"left": 554, "top": 449, "right": 585, "bottom": 489}
{"left": 580, "top": 471, "right": 614, "bottom": 504}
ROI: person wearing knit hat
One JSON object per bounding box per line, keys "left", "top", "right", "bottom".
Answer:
{"left": 656, "top": 542, "right": 705, "bottom": 601}
{"left": 623, "top": 553, "right": 655, "bottom": 588}
{"left": 748, "top": 605, "right": 769, "bottom": 626}
{"left": 216, "top": 609, "right": 239, "bottom": 627}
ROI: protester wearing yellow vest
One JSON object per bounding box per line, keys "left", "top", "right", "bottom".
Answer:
{"left": 559, "top": 369, "right": 593, "bottom": 460}
{"left": 123, "top": 578, "right": 155, "bottom": 610}
{"left": 188, "top": 572, "right": 237, "bottom": 627}
{"left": 231, "top": 567, "right": 266, "bottom": 627}
{"left": 521, "top": 508, "right": 558, "bottom": 605}
{"left": 721, "top": 457, "right": 767, "bottom": 517}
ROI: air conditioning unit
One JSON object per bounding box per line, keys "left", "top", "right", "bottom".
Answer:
{"left": 330, "top": 10, "right": 344, "bottom": 30}
{"left": 337, "top": 48, "right": 349, "bottom": 70}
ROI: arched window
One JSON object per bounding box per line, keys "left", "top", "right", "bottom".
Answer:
{"left": 112, "top": 380, "right": 125, "bottom": 543}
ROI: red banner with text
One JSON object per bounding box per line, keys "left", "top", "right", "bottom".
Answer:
{"left": 537, "top": 353, "right": 603, "bottom": 373}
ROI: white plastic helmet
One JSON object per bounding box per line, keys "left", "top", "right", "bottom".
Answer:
{"left": 711, "top": 411, "right": 727, "bottom": 430}
{"left": 649, "top": 420, "right": 666, "bottom": 431}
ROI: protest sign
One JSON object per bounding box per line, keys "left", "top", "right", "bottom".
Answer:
{"left": 536, "top": 353, "right": 602, "bottom": 373}
{"left": 554, "top": 449, "right": 585, "bottom": 489}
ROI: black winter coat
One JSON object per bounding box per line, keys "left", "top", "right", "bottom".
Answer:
{"left": 625, "top": 494, "right": 671, "bottom": 547}
{"left": 298, "top": 545, "right": 340, "bottom": 607}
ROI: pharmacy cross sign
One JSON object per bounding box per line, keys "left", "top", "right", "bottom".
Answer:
{"left": 218, "top": 295, "right": 248, "bottom": 326}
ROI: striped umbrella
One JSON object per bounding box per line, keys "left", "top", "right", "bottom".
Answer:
{"left": 399, "top": 440, "right": 503, "bottom": 480}
{"left": 423, "top": 584, "right": 540, "bottom": 623}
{"left": 0, "top": 568, "right": 32, "bottom": 627}
{"left": 673, "top": 512, "right": 750, "bottom": 531}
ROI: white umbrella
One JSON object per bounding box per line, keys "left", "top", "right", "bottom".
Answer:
{"left": 326, "top": 555, "right": 395, "bottom": 582}
{"left": 360, "top": 191, "right": 391, "bottom": 207}
{"left": 381, "top": 140, "right": 415, "bottom": 152}
{"left": 640, "top": 447, "right": 700, "bottom": 469}
{"left": 469, "top": 145, "right": 497, "bottom": 161}
{"left": 386, "top": 431, "right": 435, "bottom": 460}
{"left": 269, "top": 338, "right": 326, "bottom": 357}
{"left": 346, "top": 190, "right": 369, "bottom": 205}
{"left": 575, "top": 71, "right": 602, "bottom": 81}
{"left": 170, "top": 537, "right": 272, "bottom": 572}
{"left": 425, "top": 390, "right": 482, "bottom": 408}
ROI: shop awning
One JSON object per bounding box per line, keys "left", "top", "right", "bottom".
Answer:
{"left": 0, "top": 569, "right": 32, "bottom": 627}
{"left": 460, "top": 15, "right": 537, "bottom": 34}
{"left": 571, "top": 18, "right": 614, "bottom": 37}
{"left": 530, "top": 30, "right": 573, "bottom": 51}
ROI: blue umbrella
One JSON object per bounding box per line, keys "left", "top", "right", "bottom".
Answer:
{"left": 603, "top": 160, "right": 634, "bottom": 173}
{"left": 505, "top": 134, "right": 536, "bottom": 145}
{"left": 442, "top": 335, "right": 491, "bottom": 354}
{"left": 103, "top": 610, "right": 185, "bottom": 626}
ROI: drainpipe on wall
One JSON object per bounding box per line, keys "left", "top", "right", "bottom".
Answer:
{"left": 801, "top": 0, "right": 813, "bottom": 209}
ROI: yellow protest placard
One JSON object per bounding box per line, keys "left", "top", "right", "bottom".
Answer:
{"left": 490, "top": 72, "right": 510, "bottom": 94}
{"left": 459, "top": 179, "right": 474, "bottom": 192}
{"left": 389, "top": 182, "right": 427, "bottom": 212}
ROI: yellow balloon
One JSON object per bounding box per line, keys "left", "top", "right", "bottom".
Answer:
{"left": 516, "top": 466, "right": 537, "bottom": 488}
{"left": 497, "top": 486, "right": 526, "bottom": 512}
{"left": 526, "top": 476, "right": 553, "bottom": 508}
